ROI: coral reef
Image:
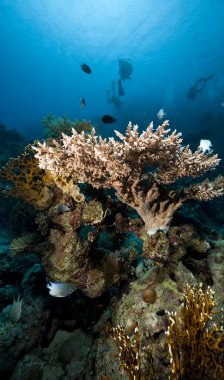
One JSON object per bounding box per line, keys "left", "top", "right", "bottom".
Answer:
{"left": 0, "top": 146, "right": 135, "bottom": 297}
{"left": 34, "top": 121, "right": 224, "bottom": 236}
{"left": 0, "top": 139, "right": 86, "bottom": 212}
{"left": 109, "top": 284, "right": 224, "bottom": 380}
{"left": 42, "top": 114, "right": 93, "bottom": 140}
{"left": 0, "top": 204, "right": 224, "bottom": 379}
{"left": 41, "top": 199, "right": 134, "bottom": 298}
{"left": 1, "top": 118, "right": 224, "bottom": 379}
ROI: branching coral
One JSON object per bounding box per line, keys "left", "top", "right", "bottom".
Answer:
{"left": 112, "top": 324, "right": 155, "bottom": 380}
{"left": 166, "top": 283, "right": 224, "bottom": 379}
{"left": 113, "top": 285, "right": 224, "bottom": 380}
{"left": 33, "top": 121, "right": 224, "bottom": 235}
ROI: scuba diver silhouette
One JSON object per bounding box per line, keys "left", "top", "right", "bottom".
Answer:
{"left": 187, "top": 74, "right": 214, "bottom": 100}
{"left": 117, "top": 59, "right": 133, "bottom": 96}
{"left": 119, "top": 59, "right": 133, "bottom": 80}
{"left": 106, "top": 80, "right": 122, "bottom": 108}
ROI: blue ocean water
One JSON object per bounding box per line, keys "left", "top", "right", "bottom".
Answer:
{"left": 1, "top": 3, "right": 224, "bottom": 379}
{"left": 1, "top": 0, "right": 223, "bottom": 145}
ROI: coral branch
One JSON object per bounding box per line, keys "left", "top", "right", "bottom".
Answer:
{"left": 182, "top": 176, "right": 224, "bottom": 201}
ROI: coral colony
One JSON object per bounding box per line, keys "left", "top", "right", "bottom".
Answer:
{"left": 34, "top": 120, "right": 224, "bottom": 235}
{"left": 1, "top": 120, "right": 224, "bottom": 378}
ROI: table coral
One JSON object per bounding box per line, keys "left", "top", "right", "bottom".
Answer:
{"left": 33, "top": 121, "right": 224, "bottom": 235}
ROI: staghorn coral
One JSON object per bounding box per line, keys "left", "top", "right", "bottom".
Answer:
{"left": 33, "top": 121, "right": 224, "bottom": 235}
{"left": 166, "top": 283, "right": 224, "bottom": 379}
{"left": 181, "top": 176, "right": 224, "bottom": 201}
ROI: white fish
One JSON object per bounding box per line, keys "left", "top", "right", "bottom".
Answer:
{"left": 157, "top": 108, "right": 165, "bottom": 120}
{"left": 221, "top": 102, "right": 224, "bottom": 107}
{"left": 47, "top": 280, "right": 76, "bottom": 297}
{"left": 10, "top": 295, "right": 22, "bottom": 323}
{"left": 199, "top": 139, "right": 213, "bottom": 154}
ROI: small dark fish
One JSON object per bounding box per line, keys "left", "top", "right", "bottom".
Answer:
{"left": 156, "top": 309, "right": 166, "bottom": 316}
{"left": 101, "top": 115, "right": 117, "bottom": 124}
{"left": 80, "top": 97, "right": 86, "bottom": 108}
{"left": 81, "top": 63, "right": 92, "bottom": 74}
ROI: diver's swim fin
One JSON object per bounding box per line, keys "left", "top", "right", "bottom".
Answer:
{"left": 118, "top": 79, "right": 125, "bottom": 96}
{"left": 205, "top": 74, "right": 215, "bottom": 81}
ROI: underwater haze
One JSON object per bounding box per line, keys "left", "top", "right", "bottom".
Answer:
{"left": 0, "top": 0, "right": 224, "bottom": 145}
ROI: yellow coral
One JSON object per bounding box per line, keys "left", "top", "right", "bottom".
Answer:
{"left": 0, "top": 146, "right": 53, "bottom": 209}
{"left": 52, "top": 175, "right": 85, "bottom": 202}
{"left": 112, "top": 324, "right": 155, "bottom": 380}
{"left": 166, "top": 283, "right": 224, "bottom": 379}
